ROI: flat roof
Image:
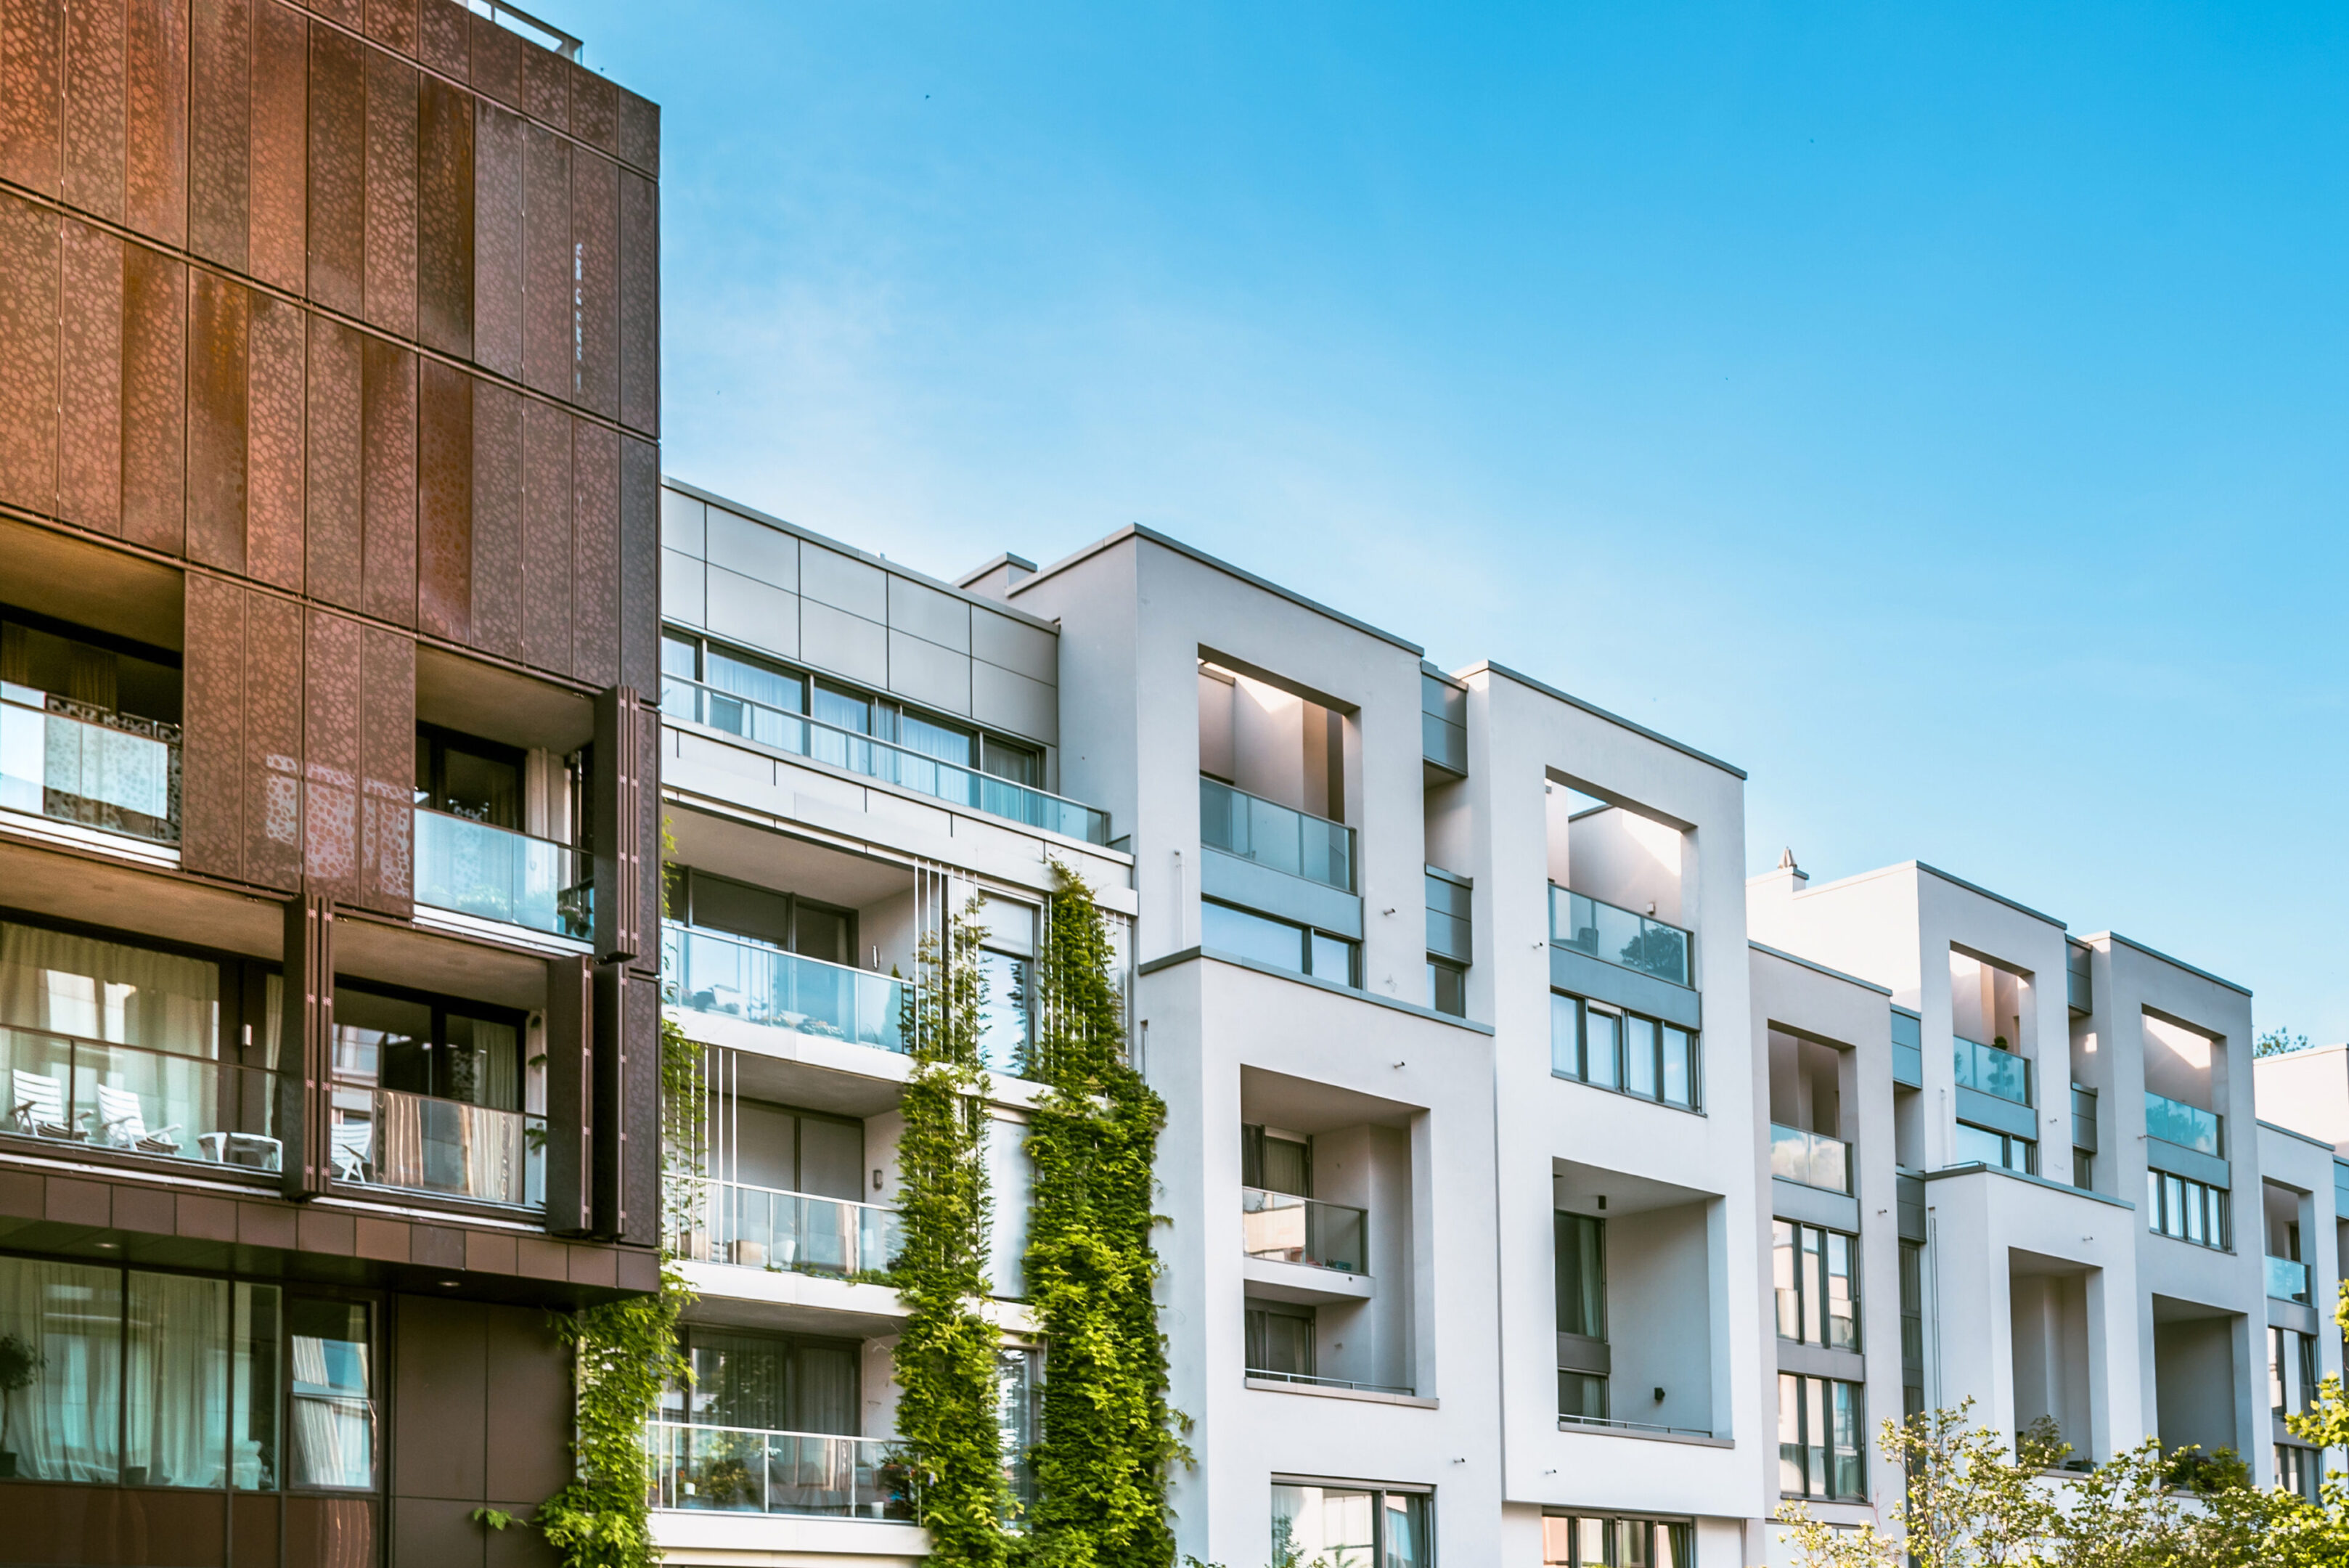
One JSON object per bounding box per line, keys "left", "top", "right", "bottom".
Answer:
{"left": 1749, "top": 940, "right": 1893, "bottom": 997}
{"left": 2075, "top": 930, "right": 2251, "bottom": 997}
{"left": 1471, "top": 661, "right": 1747, "bottom": 780}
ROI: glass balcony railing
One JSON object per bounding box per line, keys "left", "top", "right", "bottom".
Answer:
{"left": 0, "top": 684, "right": 181, "bottom": 845}
{"left": 1198, "top": 777, "right": 1355, "bottom": 892}
{"left": 1548, "top": 886, "right": 1691, "bottom": 987}
{"left": 330, "top": 1086, "right": 544, "bottom": 1209}
{"left": 2145, "top": 1090, "right": 2221, "bottom": 1157}
{"left": 1953, "top": 1037, "right": 2031, "bottom": 1106}
{"left": 663, "top": 676, "right": 1111, "bottom": 844}
{"left": 675, "top": 1178, "right": 903, "bottom": 1279}
{"left": 2268, "top": 1255, "right": 2313, "bottom": 1305}
{"left": 412, "top": 807, "right": 591, "bottom": 940}
{"left": 3, "top": 1024, "right": 280, "bottom": 1171}
{"left": 645, "top": 1420, "right": 915, "bottom": 1520}
{"left": 1241, "top": 1188, "right": 1368, "bottom": 1275}
{"left": 663, "top": 923, "right": 911, "bottom": 1053}
{"left": 1770, "top": 1123, "right": 1850, "bottom": 1194}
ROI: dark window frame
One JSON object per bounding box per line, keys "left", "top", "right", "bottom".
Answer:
{"left": 1549, "top": 991, "right": 1702, "bottom": 1113}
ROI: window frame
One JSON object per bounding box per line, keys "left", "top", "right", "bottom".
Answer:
{"left": 1778, "top": 1371, "right": 1867, "bottom": 1502}
{"left": 1270, "top": 1477, "right": 1431, "bottom": 1568}
{"left": 1549, "top": 991, "right": 1702, "bottom": 1112}
{"left": 2145, "top": 1169, "right": 2231, "bottom": 1251}
{"left": 1543, "top": 1512, "right": 1697, "bottom": 1567}
{"left": 1773, "top": 1220, "right": 1860, "bottom": 1352}
{"left": 1201, "top": 898, "right": 1359, "bottom": 987}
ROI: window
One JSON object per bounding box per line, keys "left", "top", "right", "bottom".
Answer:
{"left": 997, "top": 1347, "right": 1042, "bottom": 1515}
{"left": 669, "top": 867, "right": 857, "bottom": 966}
{"left": 1779, "top": 1373, "right": 1866, "bottom": 1500}
{"left": 2072, "top": 1149, "right": 2093, "bottom": 1191}
{"left": 413, "top": 724, "right": 526, "bottom": 830}
{"left": 332, "top": 984, "right": 524, "bottom": 1113}
{"left": 1555, "top": 1210, "right": 1608, "bottom": 1421}
{"left": 662, "top": 1325, "right": 861, "bottom": 1436}
{"left": 2277, "top": 1444, "right": 2321, "bottom": 1503}
{"left": 2272, "top": 1326, "right": 2319, "bottom": 1417}
{"left": 2146, "top": 1170, "right": 2230, "bottom": 1249}
{"left": 1773, "top": 1222, "right": 1859, "bottom": 1351}
{"left": 1245, "top": 1299, "right": 1315, "bottom": 1381}
{"left": 1203, "top": 900, "right": 1357, "bottom": 987}
{"left": 1899, "top": 1241, "right": 1925, "bottom": 1421}
{"left": 0, "top": 1257, "right": 369, "bottom": 1495}
{"left": 1426, "top": 960, "right": 1466, "bottom": 1018}
{"left": 1544, "top": 1514, "right": 1695, "bottom": 1567}
{"left": 1242, "top": 1125, "right": 1312, "bottom": 1196}
{"left": 1953, "top": 1121, "right": 2035, "bottom": 1174}
{"left": 1551, "top": 992, "right": 1699, "bottom": 1110}
{"left": 1272, "top": 1481, "right": 1429, "bottom": 1568}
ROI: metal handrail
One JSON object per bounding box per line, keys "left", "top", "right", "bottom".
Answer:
{"left": 1243, "top": 1368, "right": 1413, "bottom": 1397}
{"left": 1557, "top": 1413, "right": 1714, "bottom": 1438}
{"left": 663, "top": 675, "right": 1111, "bottom": 844}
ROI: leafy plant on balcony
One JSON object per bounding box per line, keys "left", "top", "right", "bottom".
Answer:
{"left": 1018, "top": 860, "right": 1179, "bottom": 1567}
{"left": 895, "top": 891, "right": 1012, "bottom": 1565}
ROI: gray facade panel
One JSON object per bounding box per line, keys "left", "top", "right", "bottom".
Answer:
{"left": 659, "top": 486, "right": 703, "bottom": 555}
{"left": 1201, "top": 848, "right": 1365, "bottom": 941}
{"left": 800, "top": 539, "right": 887, "bottom": 620}
{"left": 708, "top": 502, "right": 797, "bottom": 590}
{"left": 799, "top": 598, "right": 886, "bottom": 685}
{"left": 888, "top": 573, "right": 971, "bottom": 653}
{"left": 973, "top": 603, "right": 1056, "bottom": 683}
{"left": 1954, "top": 1086, "right": 2038, "bottom": 1141}
{"left": 1548, "top": 945, "right": 1702, "bottom": 1030}
{"left": 2145, "top": 1136, "right": 2231, "bottom": 1190}
{"left": 972, "top": 659, "right": 1058, "bottom": 745}
{"left": 1770, "top": 1178, "right": 1861, "bottom": 1233}
{"left": 888, "top": 629, "right": 971, "bottom": 716}
{"left": 705, "top": 565, "right": 797, "bottom": 662}
{"left": 661, "top": 546, "right": 705, "bottom": 626}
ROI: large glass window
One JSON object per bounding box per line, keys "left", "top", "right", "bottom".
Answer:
{"left": 1544, "top": 1514, "right": 1694, "bottom": 1567}
{"left": 2146, "top": 1169, "right": 2229, "bottom": 1250}
{"left": 1773, "top": 1221, "right": 1858, "bottom": 1351}
{"left": 0, "top": 919, "right": 218, "bottom": 1057}
{"left": 1244, "top": 1299, "right": 1315, "bottom": 1381}
{"left": 413, "top": 724, "right": 523, "bottom": 830}
{"left": 1555, "top": 1213, "right": 1604, "bottom": 1339}
{"left": 2271, "top": 1326, "right": 2318, "bottom": 1417}
{"left": 1778, "top": 1373, "right": 1865, "bottom": 1500}
{"left": 1272, "top": 1481, "right": 1429, "bottom": 1568}
{"left": 0, "top": 1258, "right": 343, "bottom": 1495}
{"left": 666, "top": 1326, "right": 860, "bottom": 1437}
{"left": 1953, "top": 1121, "right": 2035, "bottom": 1175}
{"left": 1550, "top": 992, "right": 1699, "bottom": 1111}
{"left": 1203, "top": 901, "right": 1357, "bottom": 987}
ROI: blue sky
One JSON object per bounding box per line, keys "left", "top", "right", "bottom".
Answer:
{"left": 562, "top": 1, "right": 2349, "bottom": 1042}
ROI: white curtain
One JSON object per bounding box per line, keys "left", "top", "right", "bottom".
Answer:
{"left": 124, "top": 1270, "right": 227, "bottom": 1487}
{"left": 0, "top": 920, "right": 216, "bottom": 1055}
{"left": 0, "top": 1256, "right": 122, "bottom": 1482}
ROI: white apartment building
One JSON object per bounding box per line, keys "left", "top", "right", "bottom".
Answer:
{"left": 645, "top": 475, "right": 2344, "bottom": 1567}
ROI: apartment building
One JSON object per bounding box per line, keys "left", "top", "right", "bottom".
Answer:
{"left": 0, "top": 1, "right": 663, "bottom": 1563}
{"left": 647, "top": 469, "right": 2346, "bottom": 1568}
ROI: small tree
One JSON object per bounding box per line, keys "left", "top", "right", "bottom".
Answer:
{"left": 2257, "top": 1027, "right": 2313, "bottom": 1058}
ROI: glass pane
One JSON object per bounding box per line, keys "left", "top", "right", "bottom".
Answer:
{"left": 977, "top": 951, "right": 1031, "bottom": 1077}
{"left": 1428, "top": 961, "right": 1466, "bottom": 1017}
{"left": 898, "top": 712, "right": 973, "bottom": 767}
{"left": 1624, "top": 1016, "right": 1658, "bottom": 1099}
{"left": 1542, "top": 1516, "right": 1574, "bottom": 1567}
{"left": 1826, "top": 1232, "right": 1858, "bottom": 1351}
{"left": 661, "top": 633, "right": 698, "bottom": 679}
{"left": 1585, "top": 1011, "right": 1620, "bottom": 1090}
{"left": 1383, "top": 1493, "right": 1428, "bottom": 1568}
{"left": 1773, "top": 1221, "right": 1797, "bottom": 1339}
{"left": 287, "top": 1298, "right": 374, "bottom": 1490}
{"left": 707, "top": 649, "right": 803, "bottom": 714}
{"left": 1661, "top": 1026, "right": 1693, "bottom": 1106}
{"left": 1616, "top": 1519, "right": 1651, "bottom": 1568}
{"left": 986, "top": 1117, "right": 1034, "bottom": 1299}
{"left": 232, "top": 1283, "right": 279, "bottom": 1490}
{"left": 797, "top": 1116, "right": 865, "bottom": 1204}
{"left": 1273, "top": 1484, "right": 1375, "bottom": 1568}
{"left": 1778, "top": 1372, "right": 1805, "bottom": 1496}
{"left": 0, "top": 920, "right": 219, "bottom": 1054}
{"left": 1262, "top": 1136, "right": 1311, "bottom": 1199}
{"left": 1805, "top": 1376, "right": 1827, "bottom": 1500}
{"left": 0, "top": 1255, "right": 123, "bottom": 1482}
{"left": 1201, "top": 902, "right": 1306, "bottom": 975}
{"left": 1551, "top": 994, "right": 1580, "bottom": 1078}
{"left": 438, "top": 742, "right": 520, "bottom": 828}
{"left": 125, "top": 1270, "right": 228, "bottom": 1488}
{"left": 1800, "top": 1228, "right": 1824, "bottom": 1346}
{"left": 1557, "top": 1370, "right": 1608, "bottom": 1420}
{"left": 1953, "top": 1122, "right": 2007, "bottom": 1169}
{"left": 1555, "top": 1212, "right": 1604, "bottom": 1339}
{"left": 1308, "top": 933, "right": 1355, "bottom": 985}
{"left": 1831, "top": 1380, "right": 1865, "bottom": 1498}
{"left": 811, "top": 684, "right": 869, "bottom": 735}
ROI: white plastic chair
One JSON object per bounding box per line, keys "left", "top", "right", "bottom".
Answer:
{"left": 94, "top": 1082, "right": 181, "bottom": 1154}
{"left": 11, "top": 1069, "right": 85, "bottom": 1140}
{"left": 330, "top": 1120, "right": 373, "bottom": 1182}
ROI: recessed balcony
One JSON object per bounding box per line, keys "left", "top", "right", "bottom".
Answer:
{"left": 4, "top": 1023, "right": 279, "bottom": 1172}
{"left": 412, "top": 806, "right": 592, "bottom": 942}
{"left": 1199, "top": 777, "right": 1355, "bottom": 893}
{"left": 1770, "top": 1124, "right": 1850, "bottom": 1195}
{"left": 676, "top": 1177, "right": 904, "bottom": 1280}
{"left": 646, "top": 1421, "right": 914, "bottom": 1520}
{"left": 662, "top": 923, "right": 912, "bottom": 1056}
{"left": 1241, "top": 1187, "right": 1368, "bottom": 1275}
{"left": 328, "top": 1085, "right": 545, "bottom": 1209}
{"left": 1, "top": 682, "right": 181, "bottom": 849}
{"left": 2268, "top": 1255, "right": 2312, "bottom": 1305}
{"left": 1549, "top": 886, "right": 1691, "bottom": 989}
{"left": 1953, "top": 1036, "right": 2031, "bottom": 1106}
{"left": 2146, "top": 1090, "right": 2221, "bottom": 1157}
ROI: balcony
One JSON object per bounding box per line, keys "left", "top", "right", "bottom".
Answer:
{"left": 3, "top": 1024, "right": 279, "bottom": 1172}
{"left": 645, "top": 1421, "right": 913, "bottom": 1520}
{"left": 677, "top": 1178, "right": 903, "bottom": 1280}
{"left": 1770, "top": 1124, "right": 1850, "bottom": 1195}
{"left": 663, "top": 923, "right": 911, "bottom": 1055}
{"left": 330, "top": 1086, "right": 544, "bottom": 1209}
{"left": 1549, "top": 886, "right": 1691, "bottom": 988}
{"left": 1241, "top": 1188, "right": 1367, "bottom": 1275}
{"left": 1199, "top": 777, "right": 1355, "bottom": 892}
{"left": 1243, "top": 1369, "right": 1414, "bottom": 1397}
{"left": 663, "top": 675, "right": 1111, "bottom": 845}
{"left": 2268, "top": 1255, "right": 2313, "bottom": 1305}
{"left": 1, "top": 684, "right": 181, "bottom": 846}
{"left": 413, "top": 807, "right": 591, "bottom": 941}
{"left": 2145, "top": 1090, "right": 2221, "bottom": 1158}
{"left": 1953, "top": 1037, "right": 2031, "bottom": 1106}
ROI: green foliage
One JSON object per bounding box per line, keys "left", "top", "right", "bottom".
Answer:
{"left": 2257, "top": 1027, "right": 2313, "bottom": 1058}
{"left": 531, "top": 819, "right": 708, "bottom": 1568}
{"left": 894, "top": 892, "right": 1011, "bottom": 1566}
{"left": 1018, "top": 862, "right": 1179, "bottom": 1568}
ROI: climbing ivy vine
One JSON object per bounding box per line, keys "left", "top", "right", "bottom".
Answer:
{"left": 894, "top": 891, "right": 1012, "bottom": 1566}
{"left": 1018, "top": 860, "right": 1179, "bottom": 1568}
{"left": 523, "top": 823, "right": 707, "bottom": 1568}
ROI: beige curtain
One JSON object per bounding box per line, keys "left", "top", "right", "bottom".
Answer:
{"left": 0, "top": 920, "right": 216, "bottom": 1055}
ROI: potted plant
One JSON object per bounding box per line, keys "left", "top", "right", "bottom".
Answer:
{"left": 0, "top": 1331, "right": 41, "bottom": 1477}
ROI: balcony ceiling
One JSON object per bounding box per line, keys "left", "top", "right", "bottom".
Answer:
{"left": 1551, "top": 1159, "right": 1713, "bottom": 1217}
{"left": 1238, "top": 1064, "right": 1416, "bottom": 1134}
{"left": 668, "top": 807, "right": 915, "bottom": 912}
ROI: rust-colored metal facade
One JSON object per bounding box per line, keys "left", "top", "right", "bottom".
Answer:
{"left": 0, "top": 3, "right": 662, "bottom": 1560}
